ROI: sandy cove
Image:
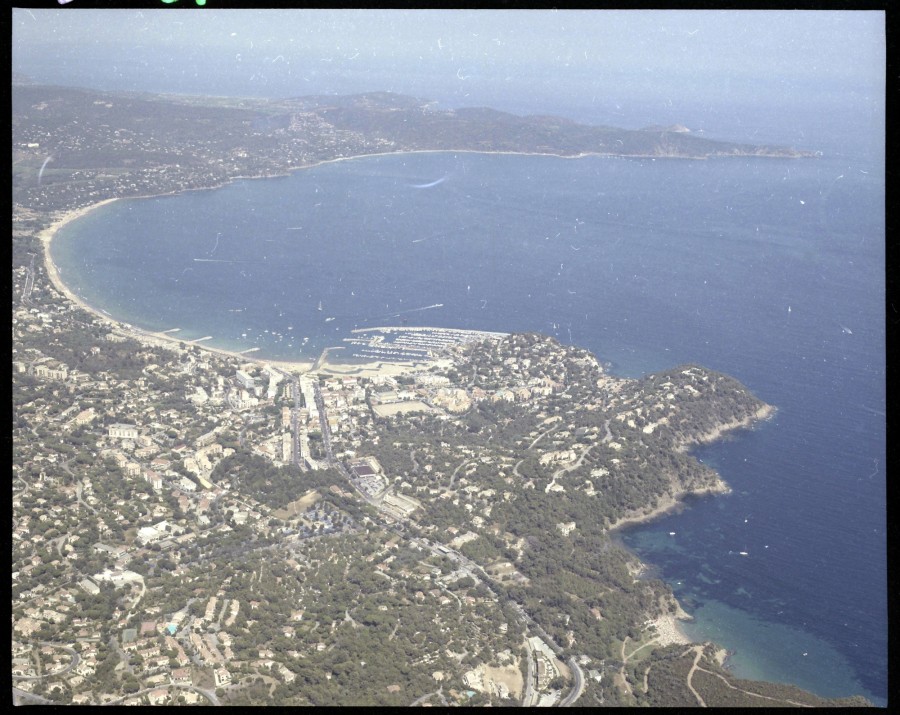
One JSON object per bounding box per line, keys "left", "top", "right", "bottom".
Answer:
{"left": 649, "top": 612, "right": 694, "bottom": 647}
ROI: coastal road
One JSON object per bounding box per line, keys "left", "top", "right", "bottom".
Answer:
{"left": 558, "top": 656, "right": 585, "bottom": 707}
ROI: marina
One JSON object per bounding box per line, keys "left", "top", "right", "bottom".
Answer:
{"left": 343, "top": 326, "right": 507, "bottom": 363}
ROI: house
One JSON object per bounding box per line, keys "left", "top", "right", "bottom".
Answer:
{"left": 170, "top": 667, "right": 192, "bottom": 685}
{"left": 213, "top": 668, "right": 232, "bottom": 687}
{"left": 148, "top": 689, "right": 169, "bottom": 705}
{"left": 73, "top": 408, "right": 97, "bottom": 426}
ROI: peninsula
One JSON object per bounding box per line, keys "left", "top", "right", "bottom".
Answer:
{"left": 13, "top": 82, "right": 813, "bottom": 217}
{"left": 14, "top": 85, "right": 872, "bottom": 707}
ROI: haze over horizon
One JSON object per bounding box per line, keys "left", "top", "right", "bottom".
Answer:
{"left": 13, "top": 8, "right": 884, "bottom": 140}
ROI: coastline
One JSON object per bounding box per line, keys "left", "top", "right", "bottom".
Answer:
{"left": 675, "top": 403, "right": 777, "bottom": 453}
{"left": 606, "top": 480, "right": 730, "bottom": 534}
{"left": 35, "top": 199, "right": 444, "bottom": 378}
{"left": 37, "top": 199, "right": 320, "bottom": 373}
{"left": 32, "top": 153, "right": 803, "bottom": 391}
{"left": 649, "top": 611, "right": 694, "bottom": 648}
{"left": 30, "top": 161, "right": 782, "bottom": 685}
{"left": 606, "top": 403, "right": 775, "bottom": 534}
{"left": 606, "top": 403, "right": 779, "bottom": 656}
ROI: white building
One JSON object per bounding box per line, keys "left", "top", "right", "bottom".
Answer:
{"left": 108, "top": 423, "right": 139, "bottom": 440}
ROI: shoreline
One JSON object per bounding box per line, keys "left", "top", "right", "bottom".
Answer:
{"left": 606, "top": 403, "right": 775, "bottom": 534}
{"left": 37, "top": 200, "right": 321, "bottom": 373}
{"left": 35, "top": 199, "right": 446, "bottom": 378}
{"left": 649, "top": 611, "right": 694, "bottom": 648}
{"left": 675, "top": 403, "right": 777, "bottom": 453}
{"left": 606, "top": 480, "right": 731, "bottom": 534}
{"left": 32, "top": 168, "right": 773, "bottom": 677}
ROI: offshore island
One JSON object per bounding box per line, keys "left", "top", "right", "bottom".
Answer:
{"left": 12, "top": 84, "right": 869, "bottom": 707}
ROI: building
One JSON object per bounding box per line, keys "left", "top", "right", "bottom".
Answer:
{"left": 177, "top": 477, "right": 197, "bottom": 493}
{"left": 31, "top": 359, "right": 69, "bottom": 381}
{"left": 380, "top": 492, "right": 422, "bottom": 520}
{"left": 78, "top": 578, "right": 100, "bottom": 595}
{"left": 213, "top": 668, "right": 232, "bottom": 687}
{"left": 108, "top": 423, "right": 139, "bottom": 440}
{"left": 72, "top": 408, "right": 97, "bottom": 426}
{"left": 235, "top": 369, "right": 257, "bottom": 391}
{"left": 136, "top": 520, "right": 174, "bottom": 545}
{"left": 170, "top": 667, "right": 192, "bottom": 685}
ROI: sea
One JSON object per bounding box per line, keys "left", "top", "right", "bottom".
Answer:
{"left": 50, "top": 106, "right": 886, "bottom": 705}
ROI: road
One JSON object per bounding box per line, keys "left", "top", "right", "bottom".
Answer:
{"left": 688, "top": 653, "right": 815, "bottom": 708}
{"left": 522, "top": 639, "right": 538, "bottom": 706}
{"left": 685, "top": 645, "right": 707, "bottom": 707}
{"left": 102, "top": 683, "right": 220, "bottom": 706}
{"left": 312, "top": 381, "right": 336, "bottom": 462}
{"left": 12, "top": 642, "right": 80, "bottom": 681}
{"left": 125, "top": 572, "right": 147, "bottom": 620}
{"left": 303, "top": 382, "right": 589, "bottom": 707}
{"left": 272, "top": 368, "right": 303, "bottom": 468}
{"left": 410, "top": 686, "right": 447, "bottom": 707}
{"left": 447, "top": 458, "right": 471, "bottom": 490}
{"left": 20, "top": 252, "right": 35, "bottom": 304}
{"left": 12, "top": 686, "right": 55, "bottom": 706}
{"left": 558, "top": 656, "right": 585, "bottom": 707}
{"left": 75, "top": 481, "right": 98, "bottom": 515}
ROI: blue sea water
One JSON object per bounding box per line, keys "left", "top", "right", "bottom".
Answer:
{"left": 51, "top": 137, "right": 885, "bottom": 703}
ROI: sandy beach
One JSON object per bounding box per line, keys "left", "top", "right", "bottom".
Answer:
{"left": 649, "top": 612, "right": 694, "bottom": 647}
{"left": 37, "top": 199, "right": 320, "bottom": 373}
{"left": 35, "top": 199, "right": 440, "bottom": 378}
{"left": 38, "top": 198, "right": 120, "bottom": 318}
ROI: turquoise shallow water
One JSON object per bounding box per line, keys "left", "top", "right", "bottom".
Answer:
{"left": 52, "top": 147, "right": 885, "bottom": 704}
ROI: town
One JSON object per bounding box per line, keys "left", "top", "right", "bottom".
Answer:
{"left": 12, "top": 82, "right": 859, "bottom": 708}
{"left": 12, "top": 245, "right": 778, "bottom": 705}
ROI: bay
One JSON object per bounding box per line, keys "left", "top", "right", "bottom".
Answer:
{"left": 52, "top": 147, "right": 886, "bottom": 704}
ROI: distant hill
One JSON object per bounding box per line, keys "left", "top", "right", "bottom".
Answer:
{"left": 12, "top": 85, "right": 815, "bottom": 213}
